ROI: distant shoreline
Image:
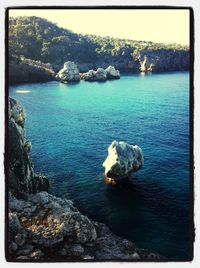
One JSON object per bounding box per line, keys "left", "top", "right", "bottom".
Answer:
{"left": 8, "top": 16, "right": 189, "bottom": 85}
{"left": 9, "top": 70, "right": 190, "bottom": 86}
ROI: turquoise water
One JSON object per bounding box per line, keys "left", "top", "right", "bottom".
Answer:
{"left": 9, "top": 72, "right": 191, "bottom": 260}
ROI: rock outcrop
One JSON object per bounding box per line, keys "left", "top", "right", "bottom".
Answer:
{"left": 8, "top": 191, "right": 164, "bottom": 261}
{"left": 8, "top": 98, "right": 49, "bottom": 199}
{"left": 105, "top": 66, "right": 120, "bottom": 79}
{"left": 7, "top": 98, "right": 163, "bottom": 261}
{"left": 103, "top": 141, "right": 144, "bottom": 183}
{"left": 56, "top": 61, "right": 80, "bottom": 82}
{"left": 82, "top": 68, "right": 107, "bottom": 81}
{"left": 139, "top": 56, "right": 155, "bottom": 73}
{"left": 9, "top": 57, "right": 55, "bottom": 85}
{"left": 81, "top": 66, "right": 120, "bottom": 82}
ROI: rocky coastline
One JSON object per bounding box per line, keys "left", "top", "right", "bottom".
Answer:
{"left": 9, "top": 55, "right": 189, "bottom": 85}
{"left": 6, "top": 97, "right": 166, "bottom": 261}
{"left": 55, "top": 62, "right": 121, "bottom": 83}
{"left": 8, "top": 16, "right": 189, "bottom": 85}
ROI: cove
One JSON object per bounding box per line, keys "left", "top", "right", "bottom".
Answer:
{"left": 9, "top": 72, "right": 190, "bottom": 260}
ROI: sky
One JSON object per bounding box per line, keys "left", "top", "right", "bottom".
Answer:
{"left": 9, "top": 9, "right": 190, "bottom": 45}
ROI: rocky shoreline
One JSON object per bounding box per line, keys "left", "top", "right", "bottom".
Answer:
{"left": 9, "top": 16, "right": 189, "bottom": 85}
{"left": 9, "top": 55, "right": 189, "bottom": 86}
{"left": 6, "top": 97, "right": 166, "bottom": 261}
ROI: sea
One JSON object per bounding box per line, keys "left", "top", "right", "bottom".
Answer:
{"left": 9, "top": 72, "right": 191, "bottom": 260}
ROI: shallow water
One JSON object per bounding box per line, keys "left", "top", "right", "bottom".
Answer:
{"left": 9, "top": 72, "right": 191, "bottom": 260}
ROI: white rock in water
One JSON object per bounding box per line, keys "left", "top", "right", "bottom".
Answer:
{"left": 84, "top": 68, "right": 107, "bottom": 81}
{"left": 105, "top": 66, "right": 120, "bottom": 79}
{"left": 95, "top": 68, "right": 107, "bottom": 81}
{"left": 103, "top": 140, "right": 144, "bottom": 182}
{"left": 56, "top": 61, "right": 80, "bottom": 82}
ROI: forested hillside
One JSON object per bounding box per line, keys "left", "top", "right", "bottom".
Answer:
{"left": 8, "top": 16, "right": 190, "bottom": 84}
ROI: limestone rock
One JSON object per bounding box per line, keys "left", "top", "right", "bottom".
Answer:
{"left": 8, "top": 191, "right": 96, "bottom": 248}
{"left": 105, "top": 65, "right": 120, "bottom": 79}
{"left": 56, "top": 61, "right": 80, "bottom": 82}
{"left": 82, "top": 66, "right": 120, "bottom": 81}
{"left": 103, "top": 140, "right": 144, "bottom": 182}
{"left": 95, "top": 68, "right": 107, "bottom": 81}
{"left": 28, "top": 211, "right": 97, "bottom": 247}
{"left": 8, "top": 98, "right": 49, "bottom": 199}
{"left": 139, "top": 56, "right": 155, "bottom": 73}
{"left": 8, "top": 189, "right": 165, "bottom": 261}
{"left": 9, "top": 57, "right": 55, "bottom": 85}
{"left": 83, "top": 68, "right": 107, "bottom": 81}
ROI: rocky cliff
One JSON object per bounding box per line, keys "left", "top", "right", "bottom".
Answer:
{"left": 8, "top": 98, "right": 49, "bottom": 199}
{"left": 9, "top": 56, "right": 55, "bottom": 85}
{"left": 6, "top": 98, "right": 165, "bottom": 261}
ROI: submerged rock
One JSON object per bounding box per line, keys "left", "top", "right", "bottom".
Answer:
{"left": 105, "top": 65, "right": 120, "bottom": 79}
{"left": 103, "top": 141, "right": 144, "bottom": 182}
{"left": 56, "top": 61, "right": 80, "bottom": 82}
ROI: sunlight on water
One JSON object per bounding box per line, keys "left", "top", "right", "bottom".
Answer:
{"left": 16, "top": 89, "right": 32, "bottom": 94}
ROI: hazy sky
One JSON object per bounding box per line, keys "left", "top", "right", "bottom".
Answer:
{"left": 9, "top": 9, "right": 190, "bottom": 45}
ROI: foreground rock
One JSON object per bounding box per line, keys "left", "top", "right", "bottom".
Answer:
{"left": 103, "top": 141, "right": 144, "bottom": 183}
{"left": 8, "top": 98, "right": 49, "bottom": 199}
{"left": 8, "top": 191, "right": 164, "bottom": 261}
{"left": 56, "top": 61, "right": 80, "bottom": 82}
{"left": 7, "top": 98, "right": 164, "bottom": 261}
{"left": 105, "top": 65, "right": 120, "bottom": 79}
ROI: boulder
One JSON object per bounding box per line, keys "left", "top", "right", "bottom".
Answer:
{"left": 56, "top": 61, "right": 80, "bottom": 82}
{"left": 105, "top": 66, "right": 120, "bottom": 79}
{"left": 95, "top": 68, "right": 107, "bottom": 81}
{"left": 83, "top": 68, "right": 107, "bottom": 81}
{"left": 103, "top": 141, "right": 144, "bottom": 182}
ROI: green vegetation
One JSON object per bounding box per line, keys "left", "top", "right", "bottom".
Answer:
{"left": 9, "top": 16, "right": 190, "bottom": 84}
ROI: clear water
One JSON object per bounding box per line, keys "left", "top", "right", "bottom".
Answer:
{"left": 9, "top": 72, "right": 191, "bottom": 260}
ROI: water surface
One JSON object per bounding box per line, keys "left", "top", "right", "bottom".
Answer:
{"left": 10, "top": 72, "right": 191, "bottom": 260}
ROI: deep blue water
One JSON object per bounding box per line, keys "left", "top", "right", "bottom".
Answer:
{"left": 9, "top": 72, "right": 191, "bottom": 260}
